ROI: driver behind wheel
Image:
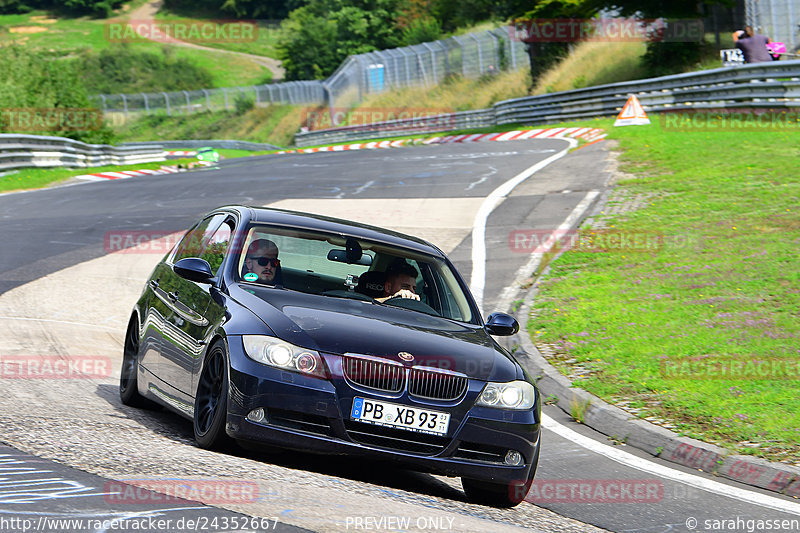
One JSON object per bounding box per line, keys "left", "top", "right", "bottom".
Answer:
{"left": 376, "top": 259, "right": 420, "bottom": 302}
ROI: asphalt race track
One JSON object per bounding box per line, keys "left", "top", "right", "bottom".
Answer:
{"left": 1, "top": 139, "right": 798, "bottom": 533}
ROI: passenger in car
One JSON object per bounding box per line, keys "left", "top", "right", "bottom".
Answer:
{"left": 376, "top": 259, "right": 420, "bottom": 302}
{"left": 244, "top": 239, "right": 282, "bottom": 285}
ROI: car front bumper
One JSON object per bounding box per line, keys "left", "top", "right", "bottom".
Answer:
{"left": 226, "top": 338, "right": 540, "bottom": 485}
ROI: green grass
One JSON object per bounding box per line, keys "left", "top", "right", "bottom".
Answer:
{"left": 527, "top": 116, "right": 800, "bottom": 464}
{"left": 0, "top": 158, "right": 194, "bottom": 193}
{"left": 0, "top": 12, "right": 272, "bottom": 88}
{"left": 114, "top": 105, "right": 299, "bottom": 147}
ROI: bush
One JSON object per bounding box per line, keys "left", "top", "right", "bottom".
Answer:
{"left": 76, "top": 47, "right": 214, "bottom": 94}
{"left": 234, "top": 93, "right": 255, "bottom": 114}
{"left": 642, "top": 41, "right": 709, "bottom": 77}
{"left": 0, "top": 46, "right": 116, "bottom": 143}
{"left": 401, "top": 16, "right": 442, "bottom": 46}
{"left": 0, "top": 0, "right": 123, "bottom": 17}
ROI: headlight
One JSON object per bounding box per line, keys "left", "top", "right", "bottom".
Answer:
{"left": 476, "top": 381, "right": 535, "bottom": 410}
{"left": 242, "top": 336, "right": 327, "bottom": 378}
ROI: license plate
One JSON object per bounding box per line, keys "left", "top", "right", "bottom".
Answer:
{"left": 351, "top": 397, "right": 450, "bottom": 436}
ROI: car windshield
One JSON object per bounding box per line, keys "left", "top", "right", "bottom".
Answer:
{"left": 235, "top": 224, "right": 477, "bottom": 323}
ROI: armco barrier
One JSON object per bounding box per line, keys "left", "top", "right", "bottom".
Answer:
{"left": 119, "top": 140, "right": 279, "bottom": 151}
{"left": 295, "top": 109, "right": 496, "bottom": 146}
{"left": 295, "top": 60, "right": 800, "bottom": 146}
{"left": 0, "top": 134, "right": 165, "bottom": 172}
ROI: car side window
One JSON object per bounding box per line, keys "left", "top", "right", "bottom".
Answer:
{"left": 172, "top": 214, "right": 230, "bottom": 275}
{"left": 201, "top": 220, "right": 232, "bottom": 275}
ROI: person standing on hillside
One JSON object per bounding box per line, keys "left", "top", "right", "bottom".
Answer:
{"left": 733, "top": 26, "right": 773, "bottom": 63}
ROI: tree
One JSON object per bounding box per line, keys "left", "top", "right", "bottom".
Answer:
{"left": 0, "top": 46, "right": 115, "bottom": 143}
{"left": 276, "top": 0, "right": 402, "bottom": 80}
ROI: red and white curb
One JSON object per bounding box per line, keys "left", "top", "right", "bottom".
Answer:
{"left": 166, "top": 150, "right": 198, "bottom": 156}
{"left": 73, "top": 161, "right": 214, "bottom": 182}
{"left": 277, "top": 127, "right": 606, "bottom": 155}
{"left": 74, "top": 167, "right": 180, "bottom": 182}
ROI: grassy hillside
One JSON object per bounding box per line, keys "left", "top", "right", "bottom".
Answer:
{"left": 113, "top": 105, "right": 309, "bottom": 147}
{"left": 0, "top": 10, "right": 273, "bottom": 88}
{"left": 533, "top": 41, "right": 648, "bottom": 93}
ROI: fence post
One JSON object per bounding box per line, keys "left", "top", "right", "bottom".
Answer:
{"left": 471, "top": 33, "right": 484, "bottom": 74}
{"left": 452, "top": 36, "right": 467, "bottom": 77}
{"left": 141, "top": 93, "right": 149, "bottom": 114}
{"left": 487, "top": 31, "right": 500, "bottom": 71}
{"left": 769, "top": 0, "right": 778, "bottom": 45}
{"left": 422, "top": 42, "right": 437, "bottom": 83}
{"left": 390, "top": 50, "right": 401, "bottom": 88}
{"left": 223, "top": 88, "right": 229, "bottom": 110}
{"left": 121, "top": 94, "right": 128, "bottom": 119}
{"left": 416, "top": 49, "right": 429, "bottom": 85}
{"left": 399, "top": 48, "right": 412, "bottom": 85}
{"left": 183, "top": 90, "right": 191, "bottom": 113}
{"left": 100, "top": 95, "right": 107, "bottom": 114}
{"left": 438, "top": 41, "right": 450, "bottom": 77}
{"left": 202, "top": 89, "right": 210, "bottom": 110}
{"left": 507, "top": 27, "right": 517, "bottom": 69}
{"left": 162, "top": 92, "right": 171, "bottom": 116}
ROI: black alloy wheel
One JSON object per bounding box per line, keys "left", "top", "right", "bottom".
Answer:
{"left": 119, "top": 316, "right": 157, "bottom": 408}
{"left": 193, "top": 340, "right": 232, "bottom": 450}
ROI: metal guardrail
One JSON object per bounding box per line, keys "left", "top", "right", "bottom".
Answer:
{"left": 0, "top": 134, "right": 165, "bottom": 172}
{"left": 120, "top": 139, "right": 280, "bottom": 151}
{"left": 295, "top": 60, "right": 800, "bottom": 146}
{"left": 295, "top": 109, "right": 496, "bottom": 146}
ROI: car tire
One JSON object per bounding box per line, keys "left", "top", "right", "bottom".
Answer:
{"left": 193, "top": 339, "right": 233, "bottom": 450}
{"left": 462, "top": 444, "right": 540, "bottom": 508}
{"left": 119, "top": 316, "right": 159, "bottom": 409}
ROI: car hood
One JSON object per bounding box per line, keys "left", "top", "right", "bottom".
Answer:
{"left": 229, "top": 284, "right": 519, "bottom": 382}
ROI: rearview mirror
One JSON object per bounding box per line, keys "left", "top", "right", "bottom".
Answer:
{"left": 327, "top": 249, "right": 372, "bottom": 266}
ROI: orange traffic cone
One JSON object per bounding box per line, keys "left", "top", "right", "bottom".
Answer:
{"left": 614, "top": 94, "right": 650, "bottom": 127}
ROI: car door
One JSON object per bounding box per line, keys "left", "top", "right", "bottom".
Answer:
{"left": 158, "top": 214, "right": 232, "bottom": 398}
{"left": 138, "top": 260, "right": 179, "bottom": 381}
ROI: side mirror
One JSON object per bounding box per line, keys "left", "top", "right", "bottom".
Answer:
{"left": 485, "top": 312, "right": 519, "bottom": 336}
{"left": 173, "top": 257, "right": 214, "bottom": 283}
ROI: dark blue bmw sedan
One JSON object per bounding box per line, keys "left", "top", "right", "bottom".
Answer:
{"left": 120, "top": 205, "right": 540, "bottom": 507}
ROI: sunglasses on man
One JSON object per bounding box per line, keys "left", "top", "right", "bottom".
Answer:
{"left": 247, "top": 256, "right": 280, "bottom": 267}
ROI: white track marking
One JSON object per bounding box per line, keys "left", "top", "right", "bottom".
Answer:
{"left": 494, "top": 190, "right": 599, "bottom": 314}
{"left": 469, "top": 138, "right": 577, "bottom": 312}
{"left": 542, "top": 415, "right": 800, "bottom": 515}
